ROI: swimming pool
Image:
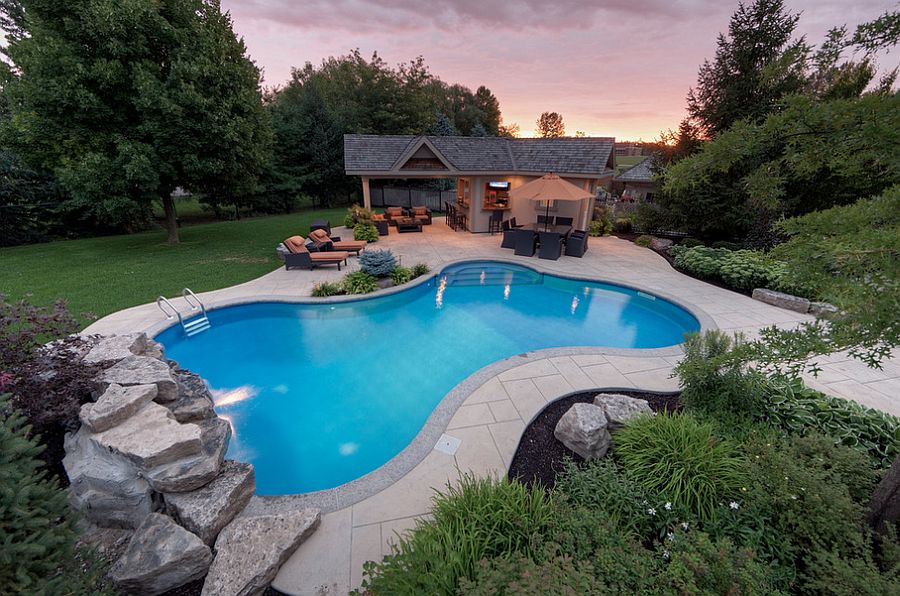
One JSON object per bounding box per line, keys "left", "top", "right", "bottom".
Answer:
{"left": 155, "top": 261, "right": 700, "bottom": 495}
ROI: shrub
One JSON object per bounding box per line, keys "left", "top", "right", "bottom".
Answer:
{"left": 359, "top": 474, "right": 555, "bottom": 594}
{"left": 359, "top": 249, "right": 397, "bottom": 277}
{"left": 674, "top": 246, "right": 729, "bottom": 278}
{"left": 613, "top": 217, "right": 633, "bottom": 233}
{"left": 0, "top": 394, "right": 108, "bottom": 593}
{"left": 553, "top": 459, "right": 656, "bottom": 540}
{"left": 634, "top": 234, "right": 653, "bottom": 247}
{"left": 353, "top": 223, "right": 379, "bottom": 242}
{"left": 615, "top": 413, "right": 749, "bottom": 520}
{"left": 410, "top": 263, "right": 430, "bottom": 278}
{"left": 765, "top": 377, "right": 900, "bottom": 468}
{"left": 389, "top": 266, "right": 412, "bottom": 285}
{"left": 711, "top": 240, "right": 742, "bottom": 251}
{"left": 311, "top": 281, "right": 344, "bottom": 297}
{"left": 676, "top": 331, "right": 768, "bottom": 418}
{"left": 719, "top": 250, "right": 777, "bottom": 290}
{"left": 0, "top": 294, "right": 83, "bottom": 370}
{"left": 664, "top": 531, "right": 785, "bottom": 595}
{"left": 344, "top": 203, "right": 373, "bottom": 228}
{"left": 589, "top": 219, "right": 611, "bottom": 236}
{"left": 342, "top": 271, "right": 377, "bottom": 294}
{"left": 460, "top": 553, "right": 601, "bottom": 595}
{"left": 681, "top": 237, "right": 704, "bottom": 248}
{"left": 802, "top": 548, "right": 900, "bottom": 596}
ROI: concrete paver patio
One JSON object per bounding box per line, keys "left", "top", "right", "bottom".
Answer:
{"left": 85, "top": 217, "right": 900, "bottom": 595}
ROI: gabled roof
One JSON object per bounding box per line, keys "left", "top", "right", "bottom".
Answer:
{"left": 614, "top": 156, "right": 655, "bottom": 182}
{"left": 344, "top": 134, "right": 616, "bottom": 177}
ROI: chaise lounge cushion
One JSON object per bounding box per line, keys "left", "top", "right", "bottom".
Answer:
{"left": 308, "top": 229, "right": 368, "bottom": 253}
{"left": 283, "top": 236, "right": 349, "bottom": 262}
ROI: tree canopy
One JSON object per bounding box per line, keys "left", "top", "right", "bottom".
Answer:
{"left": 536, "top": 111, "right": 565, "bottom": 138}
{"left": 0, "top": 0, "right": 272, "bottom": 243}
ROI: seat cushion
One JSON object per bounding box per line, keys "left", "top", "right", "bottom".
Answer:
{"left": 413, "top": 207, "right": 427, "bottom": 216}
{"left": 309, "top": 251, "right": 349, "bottom": 262}
{"left": 387, "top": 207, "right": 404, "bottom": 216}
{"left": 309, "top": 229, "right": 330, "bottom": 243}
{"left": 333, "top": 241, "right": 367, "bottom": 251}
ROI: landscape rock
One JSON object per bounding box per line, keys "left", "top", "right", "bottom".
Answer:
{"left": 98, "top": 355, "right": 179, "bottom": 402}
{"left": 82, "top": 333, "right": 150, "bottom": 366}
{"left": 593, "top": 393, "right": 654, "bottom": 431}
{"left": 93, "top": 402, "right": 202, "bottom": 469}
{"left": 143, "top": 417, "right": 231, "bottom": 493}
{"left": 809, "top": 301, "right": 839, "bottom": 317}
{"left": 109, "top": 513, "right": 212, "bottom": 596}
{"left": 165, "top": 461, "right": 255, "bottom": 545}
{"left": 79, "top": 383, "right": 158, "bottom": 433}
{"left": 650, "top": 237, "right": 674, "bottom": 251}
{"left": 553, "top": 403, "right": 611, "bottom": 460}
{"left": 168, "top": 368, "right": 216, "bottom": 423}
{"left": 202, "top": 509, "right": 321, "bottom": 596}
{"left": 64, "top": 427, "right": 156, "bottom": 528}
{"left": 751, "top": 288, "right": 810, "bottom": 314}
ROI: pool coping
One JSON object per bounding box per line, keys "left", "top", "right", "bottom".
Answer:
{"left": 157, "top": 257, "right": 716, "bottom": 514}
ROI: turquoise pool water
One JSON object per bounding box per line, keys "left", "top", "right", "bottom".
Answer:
{"left": 155, "top": 261, "right": 699, "bottom": 495}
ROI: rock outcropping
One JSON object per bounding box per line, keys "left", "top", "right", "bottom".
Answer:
{"left": 554, "top": 394, "right": 654, "bottom": 459}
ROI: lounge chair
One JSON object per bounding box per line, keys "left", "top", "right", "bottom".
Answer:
{"left": 514, "top": 229, "right": 537, "bottom": 256}
{"left": 565, "top": 230, "right": 589, "bottom": 257}
{"left": 386, "top": 207, "right": 407, "bottom": 226}
{"left": 410, "top": 206, "right": 432, "bottom": 225}
{"left": 538, "top": 231, "right": 564, "bottom": 260}
{"left": 282, "top": 236, "right": 349, "bottom": 270}
{"left": 308, "top": 229, "right": 368, "bottom": 255}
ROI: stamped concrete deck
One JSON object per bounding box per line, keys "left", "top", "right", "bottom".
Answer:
{"left": 85, "top": 217, "right": 900, "bottom": 595}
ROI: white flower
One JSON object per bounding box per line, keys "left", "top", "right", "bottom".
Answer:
{"left": 664, "top": 502, "right": 672, "bottom": 511}
{"left": 662, "top": 549, "right": 670, "bottom": 560}
{"left": 681, "top": 522, "right": 690, "bottom": 530}
{"left": 729, "top": 501, "right": 740, "bottom": 510}
{"left": 666, "top": 532, "right": 675, "bottom": 542}
{"left": 648, "top": 507, "right": 657, "bottom": 516}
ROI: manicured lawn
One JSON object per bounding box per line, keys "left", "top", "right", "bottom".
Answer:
{"left": 0, "top": 207, "right": 347, "bottom": 327}
{"left": 615, "top": 155, "right": 645, "bottom": 174}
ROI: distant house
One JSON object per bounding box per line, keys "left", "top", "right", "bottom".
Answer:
{"left": 613, "top": 156, "right": 657, "bottom": 201}
{"left": 344, "top": 134, "right": 616, "bottom": 232}
{"left": 614, "top": 142, "right": 643, "bottom": 156}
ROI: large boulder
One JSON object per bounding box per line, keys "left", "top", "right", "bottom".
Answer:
{"left": 593, "top": 393, "right": 654, "bottom": 431}
{"left": 165, "top": 461, "right": 255, "bottom": 545}
{"left": 93, "top": 402, "right": 202, "bottom": 469}
{"left": 144, "top": 417, "right": 231, "bottom": 493}
{"left": 109, "top": 513, "right": 212, "bottom": 595}
{"left": 63, "top": 427, "right": 156, "bottom": 528}
{"left": 751, "top": 288, "right": 811, "bottom": 314}
{"left": 201, "top": 509, "right": 321, "bottom": 596}
{"left": 650, "top": 237, "right": 674, "bottom": 252}
{"left": 553, "top": 403, "right": 611, "bottom": 460}
{"left": 98, "top": 355, "right": 178, "bottom": 402}
{"left": 168, "top": 368, "right": 217, "bottom": 423}
{"left": 79, "top": 383, "right": 158, "bottom": 433}
{"left": 82, "top": 333, "right": 150, "bottom": 366}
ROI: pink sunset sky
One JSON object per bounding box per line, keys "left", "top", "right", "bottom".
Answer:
{"left": 222, "top": 0, "right": 896, "bottom": 140}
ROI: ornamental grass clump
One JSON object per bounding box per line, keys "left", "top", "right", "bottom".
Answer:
{"left": 342, "top": 271, "right": 377, "bottom": 294}
{"left": 614, "top": 412, "right": 749, "bottom": 520}
{"left": 358, "top": 474, "right": 554, "bottom": 595}
{"left": 359, "top": 249, "right": 397, "bottom": 277}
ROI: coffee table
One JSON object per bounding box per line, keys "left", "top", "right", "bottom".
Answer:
{"left": 396, "top": 217, "right": 423, "bottom": 233}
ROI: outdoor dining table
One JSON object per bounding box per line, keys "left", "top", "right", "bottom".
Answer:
{"left": 522, "top": 223, "right": 573, "bottom": 236}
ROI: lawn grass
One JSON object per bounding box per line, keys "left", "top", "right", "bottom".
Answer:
{"left": 615, "top": 155, "right": 646, "bottom": 174}
{"left": 0, "top": 207, "right": 347, "bottom": 327}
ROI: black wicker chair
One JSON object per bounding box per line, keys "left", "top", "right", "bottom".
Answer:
{"left": 554, "top": 216, "right": 573, "bottom": 226}
{"left": 513, "top": 229, "right": 537, "bottom": 256}
{"left": 565, "top": 230, "right": 589, "bottom": 257}
{"left": 501, "top": 229, "right": 517, "bottom": 249}
{"left": 538, "top": 231, "right": 564, "bottom": 260}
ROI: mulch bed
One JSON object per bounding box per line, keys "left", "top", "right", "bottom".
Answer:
{"left": 163, "top": 580, "right": 285, "bottom": 595}
{"left": 508, "top": 390, "right": 681, "bottom": 490}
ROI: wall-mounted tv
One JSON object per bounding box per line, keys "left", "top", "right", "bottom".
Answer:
{"left": 488, "top": 181, "right": 510, "bottom": 190}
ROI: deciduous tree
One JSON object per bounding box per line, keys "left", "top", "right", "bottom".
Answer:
{"left": 536, "top": 112, "right": 565, "bottom": 138}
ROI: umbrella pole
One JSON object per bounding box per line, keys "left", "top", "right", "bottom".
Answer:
{"left": 545, "top": 203, "right": 550, "bottom": 231}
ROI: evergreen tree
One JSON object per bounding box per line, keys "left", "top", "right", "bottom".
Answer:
{"left": 473, "top": 86, "right": 502, "bottom": 135}
{"left": 470, "top": 122, "right": 488, "bottom": 137}
{"left": 429, "top": 111, "right": 458, "bottom": 136}
{"left": 0, "top": 0, "right": 272, "bottom": 243}
{"left": 536, "top": 112, "right": 565, "bottom": 137}
{"left": 686, "top": 0, "right": 807, "bottom": 137}
{"left": 0, "top": 394, "right": 103, "bottom": 592}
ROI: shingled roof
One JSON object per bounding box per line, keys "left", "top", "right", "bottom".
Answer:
{"left": 344, "top": 134, "right": 615, "bottom": 177}
{"left": 614, "top": 156, "right": 655, "bottom": 182}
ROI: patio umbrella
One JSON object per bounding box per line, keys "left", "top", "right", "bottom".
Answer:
{"left": 508, "top": 173, "right": 593, "bottom": 230}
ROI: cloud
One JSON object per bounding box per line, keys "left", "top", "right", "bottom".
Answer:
{"left": 225, "top": 0, "right": 696, "bottom": 33}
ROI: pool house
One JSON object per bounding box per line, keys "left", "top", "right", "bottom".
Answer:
{"left": 344, "top": 134, "right": 617, "bottom": 233}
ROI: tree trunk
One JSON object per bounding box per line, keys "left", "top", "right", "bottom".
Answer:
{"left": 868, "top": 454, "right": 900, "bottom": 533}
{"left": 162, "top": 193, "right": 179, "bottom": 244}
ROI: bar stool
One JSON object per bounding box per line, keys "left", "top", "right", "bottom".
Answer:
{"left": 488, "top": 211, "right": 503, "bottom": 235}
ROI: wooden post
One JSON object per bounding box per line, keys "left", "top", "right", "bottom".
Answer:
{"left": 361, "top": 177, "right": 371, "bottom": 210}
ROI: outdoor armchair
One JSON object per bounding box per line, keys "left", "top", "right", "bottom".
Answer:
{"left": 538, "top": 231, "right": 564, "bottom": 260}
{"left": 565, "top": 230, "right": 589, "bottom": 257}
